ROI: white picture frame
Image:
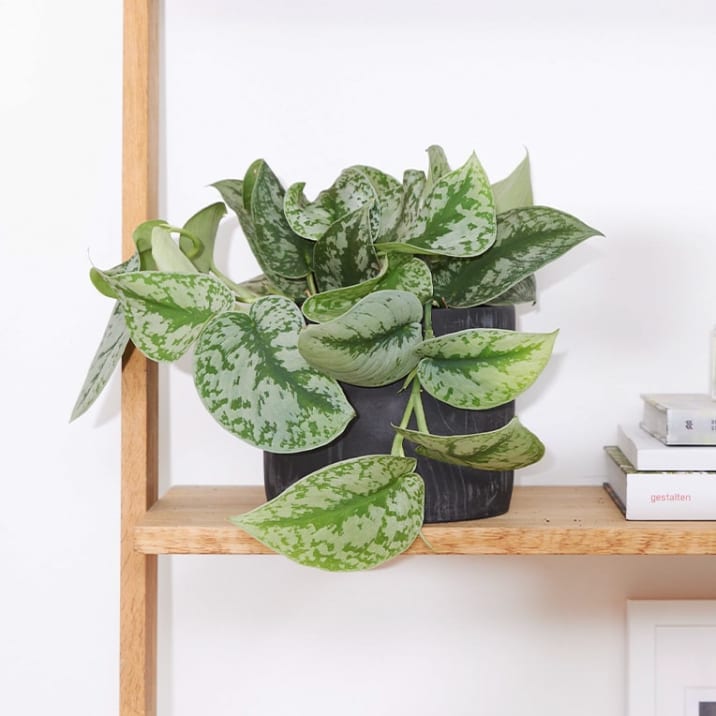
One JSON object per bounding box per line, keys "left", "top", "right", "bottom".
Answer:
{"left": 628, "top": 600, "right": 716, "bottom": 716}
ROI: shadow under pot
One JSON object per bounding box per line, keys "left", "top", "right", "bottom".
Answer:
{"left": 264, "top": 305, "right": 516, "bottom": 523}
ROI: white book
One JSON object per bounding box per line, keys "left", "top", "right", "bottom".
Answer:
{"left": 617, "top": 424, "right": 716, "bottom": 471}
{"left": 641, "top": 392, "right": 716, "bottom": 445}
{"left": 604, "top": 446, "right": 716, "bottom": 520}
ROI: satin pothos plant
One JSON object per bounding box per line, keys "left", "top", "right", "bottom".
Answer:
{"left": 73, "top": 146, "right": 601, "bottom": 572}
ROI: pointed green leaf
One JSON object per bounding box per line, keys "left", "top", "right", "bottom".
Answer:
{"left": 492, "top": 152, "right": 533, "bottom": 213}
{"left": 349, "top": 165, "right": 403, "bottom": 240}
{"left": 417, "top": 328, "right": 558, "bottom": 409}
{"left": 90, "top": 253, "right": 140, "bottom": 299}
{"left": 432, "top": 206, "right": 602, "bottom": 308}
{"left": 426, "top": 144, "right": 450, "bottom": 188}
{"left": 214, "top": 178, "right": 309, "bottom": 301}
{"left": 231, "top": 455, "right": 424, "bottom": 571}
{"left": 376, "top": 153, "right": 496, "bottom": 258}
{"left": 298, "top": 290, "right": 424, "bottom": 387}
{"left": 179, "top": 202, "right": 227, "bottom": 273}
{"left": 133, "top": 219, "right": 170, "bottom": 270}
{"left": 394, "top": 417, "right": 545, "bottom": 470}
{"left": 313, "top": 208, "right": 379, "bottom": 292}
{"left": 487, "top": 275, "right": 537, "bottom": 306}
{"left": 70, "top": 301, "right": 130, "bottom": 421}
{"left": 302, "top": 255, "right": 433, "bottom": 323}
{"left": 283, "top": 167, "right": 376, "bottom": 241}
{"left": 151, "top": 226, "right": 197, "bottom": 273}
{"left": 193, "top": 296, "right": 355, "bottom": 453}
{"left": 102, "top": 271, "right": 234, "bottom": 361}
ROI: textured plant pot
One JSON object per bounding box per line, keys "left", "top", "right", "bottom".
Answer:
{"left": 264, "top": 305, "right": 516, "bottom": 523}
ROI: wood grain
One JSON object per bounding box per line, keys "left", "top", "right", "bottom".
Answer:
{"left": 121, "top": 2, "right": 159, "bottom": 715}
{"left": 134, "top": 485, "right": 716, "bottom": 557}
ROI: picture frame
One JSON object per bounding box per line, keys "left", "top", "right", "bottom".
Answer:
{"left": 628, "top": 600, "right": 716, "bottom": 716}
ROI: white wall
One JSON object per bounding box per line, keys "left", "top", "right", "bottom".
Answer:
{"left": 4, "top": 1, "right": 716, "bottom": 714}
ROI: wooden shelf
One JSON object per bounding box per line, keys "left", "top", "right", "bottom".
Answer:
{"left": 134, "top": 485, "right": 716, "bottom": 556}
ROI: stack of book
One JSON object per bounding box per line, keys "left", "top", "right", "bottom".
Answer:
{"left": 604, "top": 393, "right": 716, "bottom": 520}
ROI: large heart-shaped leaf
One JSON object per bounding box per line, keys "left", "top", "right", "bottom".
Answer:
{"left": 492, "top": 152, "right": 533, "bottom": 213}
{"left": 284, "top": 167, "right": 376, "bottom": 241}
{"left": 231, "top": 455, "right": 424, "bottom": 571}
{"left": 432, "top": 206, "right": 602, "bottom": 308}
{"left": 298, "top": 290, "right": 424, "bottom": 387}
{"left": 376, "top": 153, "right": 496, "bottom": 258}
{"left": 179, "top": 202, "right": 227, "bottom": 273}
{"left": 193, "top": 295, "right": 355, "bottom": 453}
{"left": 313, "top": 207, "right": 379, "bottom": 292}
{"left": 214, "top": 178, "right": 309, "bottom": 301}
{"left": 101, "top": 271, "right": 235, "bottom": 362}
{"left": 394, "top": 417, "right": 545, "bottom": 470}
{"left": 416, "top": 328, "right": 558, "bottom": 409}
{"left": 302, "top": 255, "right": 433, "bottom": 323}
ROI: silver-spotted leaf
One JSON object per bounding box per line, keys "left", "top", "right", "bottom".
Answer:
{"left": 416, "top": 328, "right": 558, "bottom": 409}
{"left": 348, "top": 165, "right": 403, "bottom": 240}
{"left": 394, "top": 417, "right": 545, "bottom": 470}
{"left": 426, "top": 144, "right": 451, "bottom": 188}
{"left": 313, "top": 207, "right": 378, "bottom": 292}
{"left": 432, "top": 206, "right": 602, "bottom": 308}
{"left": 179, "top": 202, "right": 227, "bottom": 273}
{"left": 487, "top": 275, "right": 537, "bottom": 306}
{"left": 102, "top": 271, "right": 234, "bottom": 362}
{"left": 302, "top": 255, "right": 432, "bottom": 323}
{"left": 392, "top": 169, "right": 427, "bottom": 244}
{"left": 283, "top": 167, "right": 376, "bottom": 241}
{"left": 298, "top": 290, "right": 424, "bottom": 387}
{"left": 193, "top": 296, "right": 355, "bottom": 453}
{"left": 376, "top": 153, "right": 496, "bottom": 258}
{"left": 231, "top": 455, "right": 425, "bottom": 571}
{"left": 214, "top": 178, "right": 309, "bottom": 301}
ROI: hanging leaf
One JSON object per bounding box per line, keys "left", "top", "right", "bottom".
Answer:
{"left": 302, "top": 255, "right": 433, "bottom": 323}
{"left": 101, "top": 270, "right": 235, "bottom": 362}
{"left": 394, "top": 417, "right": 545, "bottom": 470}
{"left": 193, "top": 296, "right": 355, "bottom": 453}
{"left": 492, "top": 152, "right": 533, "bottom": 213}
{"left": 214, "top": 178, "right": 309, "bottom": 301}
{"left": 313, "top": 207, "right": 379, "bottom": 292}
{"left": 416, "top": 328, "right": 558, "bottom": 409}
{"left": 283, "top": 167, "right": 376, "bottom": 241}
{"left": 151, "top": 226, "right": 197, "bottom": 273}
{"left": 432, "top": 206, "right": 602, "bottom": 308}
{"left": 298, "top": 290, "right": 424, "bottom": 387}
{"left": 231, "top": 455, "right": 424, "bottom": 571}
{"left": 179, "top": 202, "right": 227, "bottom": 273}
{"left": 376, "top": 153, "right": 496, "bottom": 258}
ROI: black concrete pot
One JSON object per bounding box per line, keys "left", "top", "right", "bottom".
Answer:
{"left": 264, "top": 305, "right": 516, "bottom": 523}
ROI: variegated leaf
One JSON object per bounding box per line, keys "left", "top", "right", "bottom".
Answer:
{"left": 151, "top": 226, "right": 197, "bottom": 273}
{"left": 132, "top": 219, "right": 168, "bottom": 270}
{"left": 283, "top": 167, "right": 376, "bottom": 241}
{"left": 179, "top": 202, "right": 227, "bottom": 273}
{"left": 416, "top": 328, "right": 558, "bottom": 409}
{"left": 393, "top": 169, "right": 427, "bottom": 243}
{"left": 487, "top": 275, "right": 537, "bottom": 306}
{"left": 432, "top": 206, "right": 602, "bottom": 308}
{"left": 298, "top": 290, "right": 424, "bottom": 387}
{"left": 231, "top": 455, "right": 424, "bottom": 571}
{"left": 426, "top": 144, "right": 450, "bottom": 188}
{"left": 394, "top": 417, "right": 545, "bottom": 470}
{"left": 102, "top": 271, "right": 235, "bottom": 362}
{"left": 376, "top": 153, "right": 496, "bottom": 258}
{"left": 193, "top": 296, "right": 355, "bottom": 453}
{"left": 70, "top": 301, "right": 130, "bottom": 421}
{"left": 492, "top": 152, "right": 534, "bottom": 213}
{"left": 73, "top": 254, "right": 141, "bottom": 419}
{"left": 313, "top": 207, "right": 379, "bottom": 292}
{"left": 214, "top": 178, "right": 309, "bottom": 301}
{"left": 349, "top": 165, "right": 403, "bottom": 240}
{"left": 302, "top": 255, "right": 432, "bottom": 323}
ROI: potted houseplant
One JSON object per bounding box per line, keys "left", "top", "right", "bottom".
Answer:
{"left": 72, "top": 145, "right": 601, "bottom": 572}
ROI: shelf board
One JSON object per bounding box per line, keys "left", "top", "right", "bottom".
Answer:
{"left": 133, "top": 485, "right": 716, "bottom": 556}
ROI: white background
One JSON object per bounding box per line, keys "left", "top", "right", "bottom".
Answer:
{"left": 3, "top": 1, "right": 716, "bottom": 714}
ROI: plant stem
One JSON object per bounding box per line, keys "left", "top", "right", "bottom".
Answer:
{"left": 210, "top": 262, "right": 260, "bottom": 303}
{"left": 306, "top": 272, "right": 318, "bottom": 297}
{"left": 411, "top": 379, "right": 429, "bottom": 433}
{"left": 423, "top": 301, "right": 434, "bottom": 340}
{"left": 390, "top": 379, "right": 417, "bottom": 457}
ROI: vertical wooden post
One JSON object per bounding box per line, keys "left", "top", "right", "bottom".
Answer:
{"left": 121, "top": 1, "right": 159, "bottom": 715}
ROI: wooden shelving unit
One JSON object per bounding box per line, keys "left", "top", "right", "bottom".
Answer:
{"left": 119, "top": 2, "right": 716, "bottom": 714}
